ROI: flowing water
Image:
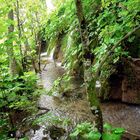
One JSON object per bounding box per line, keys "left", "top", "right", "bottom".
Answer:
{"left": 30, "top": 54, "right": 140, "bottom": 140}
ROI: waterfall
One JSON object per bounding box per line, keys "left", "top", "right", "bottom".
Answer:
{"left": 49, "top": 48, "right": 55, "bottom": 60}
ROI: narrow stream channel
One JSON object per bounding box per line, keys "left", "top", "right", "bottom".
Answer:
{"left": 30, "top": 54, "right": 140, "bottom": 140}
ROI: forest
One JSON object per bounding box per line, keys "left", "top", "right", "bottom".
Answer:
{"left": 0, "top": 0, "right": 140, "bottom": 140}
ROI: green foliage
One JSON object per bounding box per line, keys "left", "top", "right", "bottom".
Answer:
{"left": 0, "top": 71, "right": 42, "bottom": 138}
{"left": 44, "top": 0, "right": 76, "bottom": 55}
{"left": 70, "top": 122, "right": 101, "bottom": 140}
{"left": 85, "top": 0, "right": 140, "bottom": 95}
{"left": 41, "top": 4, "right": 140, "bottom": 133}
{"left": 64, "top": 30, "right": 83, "bottom": 75}
{"left": 93, "top": 0, "right": 140, "bottom": 70}
{"left": 0, "top": 0, "right": 139, "bottom": 138}
{"left": 44, "top": 0, "right": 75, "bottom": 40}
{"left": 44, "top": 0, "right": 140, "bottom": 81}
{"left": 33, "top": 112, "right": 71, "bottom": 128}
{"left": 43, "top": 0, "right": 83, "bottom": 75}
{"left": 48, "top": 74, "right": 71, "bottom": 96}
{"left": 0, "top": 72, "right": 39, "bottom": 110}
{"left": 70, "top": 122, "right": 125, "bottom": 140}
{"left": 103, "top": 123, "right": 125, "bottom": 140}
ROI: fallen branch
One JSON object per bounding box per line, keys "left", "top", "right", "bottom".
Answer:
{"left": 37, "top": 106, "right": 50, "bottom": 111}
{"left": 125, "top": 130, "right": 140, "bottom": 138}
{"left": 34, "top": 109, "right": 50, "bottom": 119}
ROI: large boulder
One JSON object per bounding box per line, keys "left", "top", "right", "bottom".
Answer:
{"left": 122, "top": 58, "right": 140, "bottom": 104}
{"left": 109, "top": 74, "right": 122, "bottom": 100}
{"left": 105, "top": 58, "right": 140, "bottom": 104}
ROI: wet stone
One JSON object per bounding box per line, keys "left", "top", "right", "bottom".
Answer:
{"left": 44, "top": 126, "right": 66, "bottom": 140}
{"left": 42, "top": 137, "right": 48, "bottom": 140}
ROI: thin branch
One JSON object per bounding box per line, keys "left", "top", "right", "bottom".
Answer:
{"left": 95, "top": 25, "right": 140, "bottom": 78}
{"left": 125, "top": 130, "right": 140, "bottom": 138}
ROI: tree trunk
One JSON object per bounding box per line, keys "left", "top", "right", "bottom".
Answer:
{"left": 36, "top": 33, "right": 41, "bottom": 72}
{"left": 75, "top": 0, "right": 103, "bottom": 136}
{"left": 15, "top": 0, "right": 26, "bottom": 71}
{"left": 35, "top": 12, "right": 42, "bottom": 72}
{"left": 7, "top": 9, "right": 23, "bottom": 76}
{"left": 20, "top": 22, "right": 39, "bottom": 73}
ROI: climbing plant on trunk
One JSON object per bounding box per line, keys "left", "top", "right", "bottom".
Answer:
{"left": 74, "top": 0, "right": 103, "bottom": 136}
{"left": 6, "top": 9, "right": 23, "bottom": 76}
{"left": 15, "top": 0, "right": 26, "bottom": 71}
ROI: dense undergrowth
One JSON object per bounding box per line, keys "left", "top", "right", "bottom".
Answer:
{"left": 0, "top": 71, "right": 42, "bottom": 139}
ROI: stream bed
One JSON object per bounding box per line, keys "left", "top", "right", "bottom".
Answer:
{"left": 30, "top": 56, "right": 140, "bottom": 140}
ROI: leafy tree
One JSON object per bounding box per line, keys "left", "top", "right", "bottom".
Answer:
{"left": 74, "top": 0, "right": 103, "bottom": 136}
{"left": 43, "top": 0, "right": 140, "bottom": 136}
